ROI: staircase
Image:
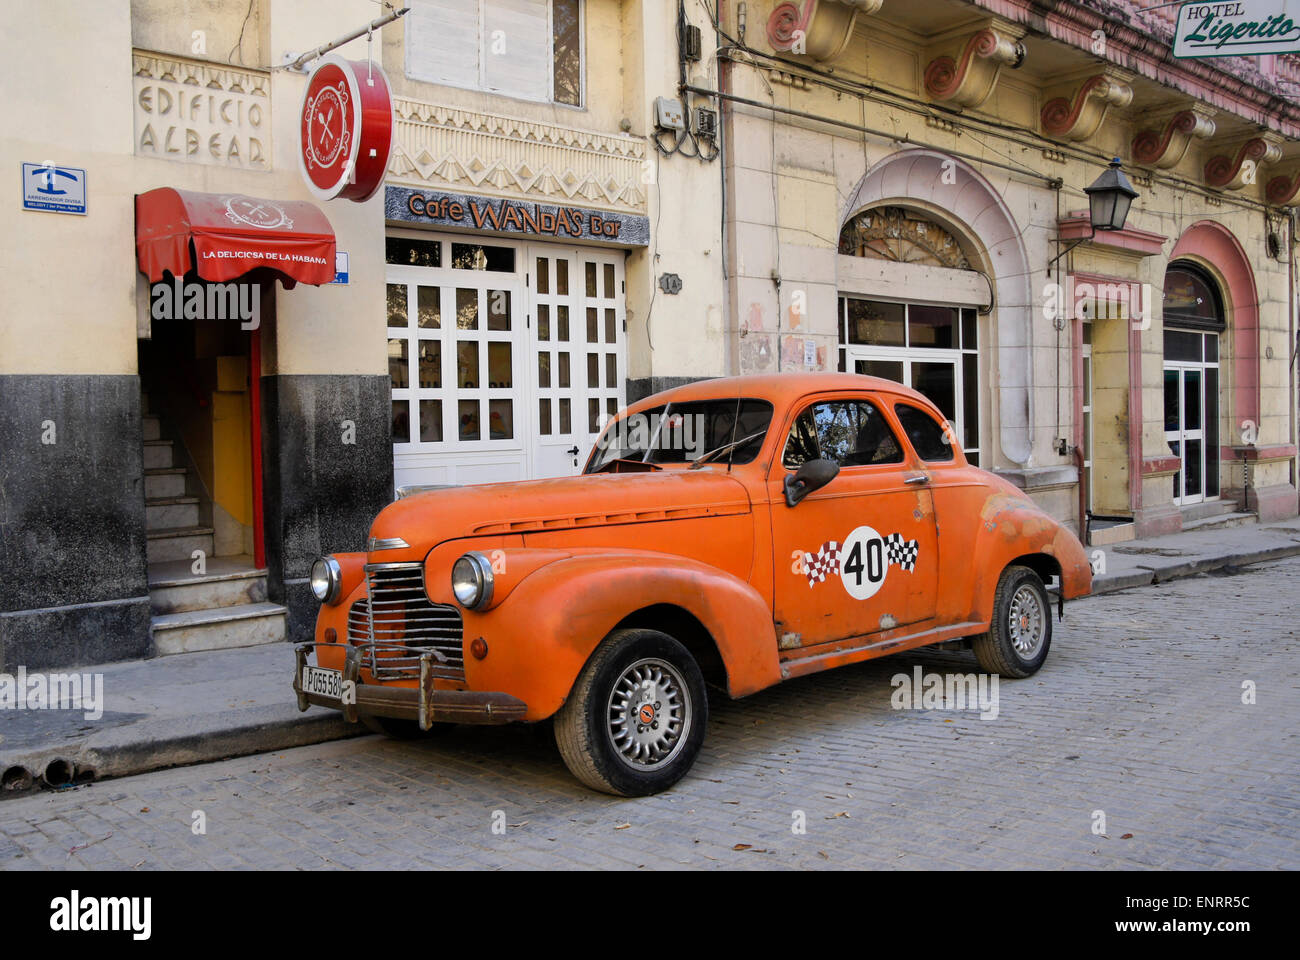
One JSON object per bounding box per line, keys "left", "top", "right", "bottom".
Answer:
{"left": 142, "top": 391, "right": 287, "bottom": 655}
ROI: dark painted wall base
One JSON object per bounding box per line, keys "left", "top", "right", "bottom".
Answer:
{"left": 626, "top": 375, "right": 714, "bottom": 404}
{"left": 0, "top": 375, "right": 150, "bottom": 670}
{"left": 0, "top": 598, "right": 152, "bottom": 672}
{"left": 261, "top": 374, "right": 394, "bottom": 643}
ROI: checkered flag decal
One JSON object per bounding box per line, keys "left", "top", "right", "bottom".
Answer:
{"left": 885, "top": 533, "right": 919, "bottom": 572}
{"left": 804, "top": 540, "right": 840, "bottom": 587}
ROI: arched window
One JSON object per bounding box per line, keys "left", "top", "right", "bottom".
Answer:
{"left": 838, "top": 206, "right": 972, "bottom": 270}
{"left": 1163, "top": 263, "right": 1224, "bottom": 331}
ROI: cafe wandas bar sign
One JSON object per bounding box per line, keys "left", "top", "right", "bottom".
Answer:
{"left": 385, "top": 185, "right": 651, "bottom": 247}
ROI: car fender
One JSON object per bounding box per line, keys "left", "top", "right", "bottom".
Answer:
{"left": 966, "top": 492, "right": 1092, "bottom": 624}
{"left": 460, "top": 549, "right": 782, "bottom": 720}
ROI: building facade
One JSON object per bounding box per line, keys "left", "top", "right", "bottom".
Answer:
{"left": 693, "top": 0, "right": 1300, "bottom": 544}
{"left": 2, "top": 0, "right": 1298, "bottom": 670}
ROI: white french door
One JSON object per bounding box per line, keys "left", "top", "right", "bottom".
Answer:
{"left": 1163, "top": 327, "right": 1220, "bottom": 506}
{"left": 530, "top": 248, "right": 625, "bottom": 477}
{"left": 386, "top": 231, "right": 626, "bottom": 490}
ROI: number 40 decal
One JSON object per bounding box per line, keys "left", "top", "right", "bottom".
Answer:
{"left": 841, "top": 525, "right": 920, "bottom": 600}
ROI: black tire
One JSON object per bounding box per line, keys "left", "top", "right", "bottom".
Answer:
{"left": 554, "top": 628, "right": 708, "bottom": 796}
{"left": 360, "top": 715, "right": 453, "bottom": 739}
{"left": 971, "top": 564, "right": 1053, "bottom": 678}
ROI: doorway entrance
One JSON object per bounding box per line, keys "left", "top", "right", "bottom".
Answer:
{"left": 1162, "top": 263, "right": 1224, "bottom": 507}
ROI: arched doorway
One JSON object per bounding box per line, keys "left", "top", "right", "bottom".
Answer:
{"left": 1162, "top": 261, "right": 1223, "bottom": 505}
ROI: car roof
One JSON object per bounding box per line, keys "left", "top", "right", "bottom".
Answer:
{"left": 624, "top": 373, "right": 938, "bottom": 417}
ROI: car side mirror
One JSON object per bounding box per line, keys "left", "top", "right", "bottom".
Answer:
{"left": 783, "top": 458, "right": 839, "bottom": 507}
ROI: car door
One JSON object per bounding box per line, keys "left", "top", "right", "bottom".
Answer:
{"left": 768, "top": 393, "right": 939, "bottom": 650}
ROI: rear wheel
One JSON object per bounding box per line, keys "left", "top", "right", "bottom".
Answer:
{"left": 554, "top": 628, "right": 708, "bottom": 796}
{"left": 972, "top": 564, "right": 1052, "bottom": 678}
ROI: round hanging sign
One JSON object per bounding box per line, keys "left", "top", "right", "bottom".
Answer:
{"left": 298, "top": 54, "right": 393, "bottom": 203}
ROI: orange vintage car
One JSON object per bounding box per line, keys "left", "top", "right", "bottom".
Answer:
{"left": 294, "top": 373, "right": 1091, "bottom": 795}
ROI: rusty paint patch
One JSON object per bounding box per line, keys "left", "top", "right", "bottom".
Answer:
{"left": 879, "top": 613, "right": 898, "bottom": 630}
{"left": 779, "top": 632, "right": 802, "bottom": 650}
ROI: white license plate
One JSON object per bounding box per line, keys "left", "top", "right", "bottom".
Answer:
{"left": 302, "top": 666, "right": 343, "bottom": 699}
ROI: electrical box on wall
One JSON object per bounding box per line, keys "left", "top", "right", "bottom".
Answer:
{"left": 693, "top": 107, "right": 718, "bottom": 140}
{"left": 682, "top": 23, "right": 702, "bottom": 61}
{"left": 654, "top": 97, "right": 686, "bottom": 132}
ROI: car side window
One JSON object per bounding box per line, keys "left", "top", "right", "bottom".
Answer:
{"left": 895, "top": 403, "right": 955, "bottom": 462}
{"left": 783, "top": 399, "right": 904, "bottom": 469}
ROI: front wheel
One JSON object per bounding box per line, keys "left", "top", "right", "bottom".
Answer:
{"left": 554, "top": 628, "right": 708, "bottom": 796}
{"left": 971, "top": 565, "right": 1052, "bottom": 678}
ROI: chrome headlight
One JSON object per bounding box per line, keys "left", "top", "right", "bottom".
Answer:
{"left": 451, "top": 552, "right": 494, "bottom": 610}
{"left": 310, "top": 556, "right": 343, "bottom": 604}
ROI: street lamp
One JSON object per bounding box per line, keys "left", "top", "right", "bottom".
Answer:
{"left": 1049, "top": 157, "right": 1140, "bottom": 275}
{"left": 1085, "top": 158, "right": 1139, "bottom": 232}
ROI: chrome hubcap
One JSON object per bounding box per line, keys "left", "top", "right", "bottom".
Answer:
{"left": 607, "top": 658, "right": 690, "bottom": 769}
{"left": 1008, "top": 584, "right": 1046, "bottom": 658}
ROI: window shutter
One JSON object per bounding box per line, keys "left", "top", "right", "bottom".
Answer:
{"left": 406, "top": 0, "right": 480, "bottom": 89}
{"left": 483, "top": 0, "right": 550, "bottom": 101}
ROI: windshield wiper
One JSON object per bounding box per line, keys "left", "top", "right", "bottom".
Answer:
{"left": 688, "top": 430, "right": 766, "bottom": 469}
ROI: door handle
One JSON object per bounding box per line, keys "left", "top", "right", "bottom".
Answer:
{"left": 566, "top": 446, "right": 580, "bottom": 456}
{"left": 904, "top": 474, "right": 930, "bottom": 485}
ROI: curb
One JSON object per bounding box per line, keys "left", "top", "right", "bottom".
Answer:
{"left": 1089, "top": 541, "right": 1300, "bottom": 596}
{"left": 1, "top": 707, "right": 362, "bottom": 800}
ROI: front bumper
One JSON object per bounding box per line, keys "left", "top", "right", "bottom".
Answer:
{"left": 293, "top": 643, "right": 527, "bottom": 729}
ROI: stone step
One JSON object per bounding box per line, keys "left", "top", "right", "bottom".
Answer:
{"left": 1179, "top": 499, "right": 1240, "bottom": 522}
{"left": 151, "top": 601, "right": 287, "bottom": 655}
{"left": 142, "top": 415, "right": 161, "bottom": 441}
{"left": 142, "top": 439, "right": 174, "bottom": 470}
{"left": 1181, "top": 511, "right": 1257, "bottom": 534}
{"left": 148, "top": 555, "right": 267, "bottom": 615}
{"left": 145, "top": 496, "right": 200, "bottom": 531}
{"left": 144, "top": 468, "right": 187, "bottom": 500}
{"left": 146, "top": 525, "right": 215, "bottom": 565}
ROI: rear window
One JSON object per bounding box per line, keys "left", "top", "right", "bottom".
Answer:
{"left": 587, "top": 398, "right": 774, "bottom": 471}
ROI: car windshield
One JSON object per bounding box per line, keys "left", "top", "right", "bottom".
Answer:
{"left": 586, "top": 398, "right": 774, "bottom": 472}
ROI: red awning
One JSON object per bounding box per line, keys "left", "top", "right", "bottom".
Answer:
{"left": 135, "top": 187, "right": 337, "bottom": 287}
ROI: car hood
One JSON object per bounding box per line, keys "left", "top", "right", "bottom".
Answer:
{"left": 366, "top": 469, "right": 753, "bottom": 556}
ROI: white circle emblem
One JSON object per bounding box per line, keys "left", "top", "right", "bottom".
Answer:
{"left": 840, "top": 525, "right": 889, "bottom": 600}
{"left": 223, "top": 196, "right": 293, "bottom": 230}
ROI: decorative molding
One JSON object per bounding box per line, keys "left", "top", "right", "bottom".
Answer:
{"left": 768, "top": 0, "right": 883, "bottom": 63}
{"left": 769, "top": 69, "right": 811, "bottom": 89}
{"left": 1265, "top": 168, "right": 1300, "bottom": 206}
{"left": 1040, "top": 71, "right": 1133, "bottom": 142}
{"left": 1057, "top": 212, "right": 1167, "bottom": 258}
{"left": 1204, "top": 134, "right": 1284, "bottom": 190}
{"left": 386, "top": 97, "right": 647, "bottom": 214}
{"left": 1131, "top": 106, "right": 1217, "bottom": 169}
{"left": 924, "top": 21, "right": 1026, "bottom": 109}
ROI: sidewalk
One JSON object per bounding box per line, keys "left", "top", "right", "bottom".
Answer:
{"left": 4, "top": 515, "right": 1300, "bottom": 795}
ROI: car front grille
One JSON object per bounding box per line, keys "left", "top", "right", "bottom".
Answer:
{"left": 346, "top": 563, "right": 465, "bottom": 681}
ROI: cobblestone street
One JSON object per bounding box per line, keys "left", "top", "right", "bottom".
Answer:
{"left": 2, "top": 557, "right": 1297, "bottom": 871}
